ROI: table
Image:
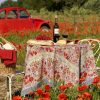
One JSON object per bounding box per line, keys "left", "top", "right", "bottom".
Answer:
{"left": 21, "top": 44, "right": 97, "bottom": 96}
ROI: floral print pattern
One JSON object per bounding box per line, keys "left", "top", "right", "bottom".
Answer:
{"left": 21, "top": 44, "right": 97, "bottom": 96}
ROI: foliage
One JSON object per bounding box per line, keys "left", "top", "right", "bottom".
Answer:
{"left": 12, "top": 76, "right": 100, "bottom": 100}
{"left": 0, "top": 0, "right": 100, "bottom": 14}
{"left": 0, "top": 10, "right": 99, "bottom": 66}
{"left": 0, "top": 0, "right": 17, "bottom": 8}
{"left": 2, "top": 30, "right": 99, "bottom": 67}
{"left": 83, "top": 0, "right": 100, "bottom": 13}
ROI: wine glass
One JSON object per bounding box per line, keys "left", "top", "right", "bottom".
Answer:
{"left": 62, "top": 34, "right": 68, "bottom": 44}
{"left": 62, "top": 34, "right": 68, "bottom": 38}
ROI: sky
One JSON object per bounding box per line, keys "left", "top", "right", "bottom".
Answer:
{"left": 0, "top": 0, "right": 17, "bottom": 4}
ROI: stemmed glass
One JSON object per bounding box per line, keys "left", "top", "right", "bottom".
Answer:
{"left": 62, "top": 34, "right": 68, "bottom": 44}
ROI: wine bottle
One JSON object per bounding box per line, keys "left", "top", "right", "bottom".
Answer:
{"left": 53, "top": 15, "right": 60, "bottom": 43}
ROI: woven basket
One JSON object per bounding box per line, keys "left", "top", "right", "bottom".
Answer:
{"left": 0, "top": 37, "right": 17, "bottom": 75}
{"left": 0, "top": 59, "right": 16, "bottom": 75}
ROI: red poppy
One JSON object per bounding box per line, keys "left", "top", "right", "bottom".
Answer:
{"left": 76, "top": 98, "right": 83, "bottom": 100}
{"left": 58, "top": 93, "right": 68, "bottom": 100}
{"left": 79, "top": 77, "right": 86, "bottom": 83}
{"left": 17, "top": 44, "right": 22, "bottom": 50}
{"left": 12, "top": 96, "right": 22, "bottom": 100}
{"left": 66, "top": 82, "right": 73, "bottom": 88}
{"left": 36, "top": 88, "right": 43, "bottom": 95}
{"left": 42, "top": 92, "right": 50, "bottom": 98}
{"left": 43, "top": 98, "right": 50, "bottom": 100}
{"left": 37, "top": 98, "right": 43, "bottom": 100}
{"left": 37, "top": 98, "right": 50, "bottom": 100}
{"left": 20, "top": 32, "right": 25, "bottom": 38}
{"left": 77, "top": 85, "right": 88, "bottom": 91}
{"left": 35, "top": 33, "right": 51, "bottom": 40}
{"left": 76, "top": 94, "right": 82, "bottom": 98}
{"left": 92, "top": 76, "right": 100, "bottom": 84}
{"left": 82, "top": 92, "right": 92, "bottom": 99}
{"left": 76, "top": 94, "right": 84, "bottom": 100}
{"left": 45, "top": 85, "right": 51, "bottom": 91}
{"left": 59, "top": 85, "right": 66, "bottom": 91}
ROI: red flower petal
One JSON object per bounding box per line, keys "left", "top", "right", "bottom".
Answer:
{"left": 45, "top": 85, "right": 51, "bottom": 91}
{"left": 82, "top": 92, "right": 92, "bottom": 98}
{"left": 77, "top": 85, "right": 88, "bottom": 91}
{"left": 36, "top": 88, "right": 43, "bottom": 95}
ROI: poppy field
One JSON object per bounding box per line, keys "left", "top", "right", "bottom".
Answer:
{"left": 12, "top": 76, "right": 100, "bottom": 100}
{"left": 1, "top": 13, "right": 99, "bottom": 67}
{"left": 0, "top": 13, "right": 100, "bottom": 100}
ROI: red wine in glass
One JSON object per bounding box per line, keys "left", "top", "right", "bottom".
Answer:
{"left": 62, "top": 34, "right": 68, "bottom": 39}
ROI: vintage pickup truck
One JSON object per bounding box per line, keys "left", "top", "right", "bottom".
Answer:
{"left": 0, "top": 7, "right": 50, "bottom": 33}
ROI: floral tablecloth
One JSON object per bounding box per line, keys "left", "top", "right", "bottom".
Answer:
{"left": 21, "top": 44, "right": 97, "bottom": 96}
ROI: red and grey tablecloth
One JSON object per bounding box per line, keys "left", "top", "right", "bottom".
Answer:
{"left": 21, "top": 44, "right": 97, "bottom": 96}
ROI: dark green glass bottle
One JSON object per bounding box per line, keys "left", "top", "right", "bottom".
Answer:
{"left": 53, "top": 15, "right": 60, "bottom": 43}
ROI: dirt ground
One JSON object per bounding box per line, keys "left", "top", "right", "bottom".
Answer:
{"left": 0, "top": 74, "right": 24, "bottom": 100}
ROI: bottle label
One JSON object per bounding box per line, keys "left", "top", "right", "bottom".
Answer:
{"left": 54, "top": 29, "right": 59, "bottom": 34}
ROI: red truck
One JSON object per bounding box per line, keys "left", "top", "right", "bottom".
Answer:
{"left": 0, "top": 7, "right": 50, "bottom": 33}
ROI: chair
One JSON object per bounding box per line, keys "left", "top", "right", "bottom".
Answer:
{"left": 78, "top": 39, "right": 100, "bottom": 71}
{"left": 0, "top": 71, "right": 25, "bottom": 100}
{"left": 0, "top": 37, "right": 24, "bottom": 100}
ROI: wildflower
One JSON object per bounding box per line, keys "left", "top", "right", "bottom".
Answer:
{"left": 35, "top": 33, "right": 51, "bottom": 40}
{"left": 79, "top": 77, "right": 86, "bottom": 83}
{"left": 82, "top": 92, "right": 92, "bottom": 99}
{"left": 43, "top": 98, "right": 50, "bottom": 100}
{"left": 92, "top": 76, "right": 100, "bottom": 85}
{"left": 12, "top": 96, "right": 22, "bottom": 100}
{"left": 58, "top": 93, "right": 68, "bottom": 100}
{"left": 66, "top": 82, "right": 73, "bottom": 88}
{"left": 76, "top": 94, "right": 83, "bottom": 100}
{"left": 77, "top": 85, "right": 88, "bottom": 91}
{"left": 59, "top": 85, "right": 67, "bottom": 91}
{"left": 45, "top": 85, "right": 51, "bottom": 91}
{"left": 42, "top": 92, "right": 50, "bottom": 98}
{"left": 37, "top": 98, "right": 50, "bottom": 100}
{"left": 79, "top": 72, "right": 87, "bottom": 83}
{"left": 20, "top": 32, "right": 25, "bottom": 38}
{"left": 36, "top": 88, "right": 43, "bottom": 95}
{"left": 17, "top": 44, "right": 22, "bottom": 51}
{"left": 37, "top": 98, "right": 43, "bottom": 100}
{"left": 76, "top": 98, "right": 83, "bottom": 100}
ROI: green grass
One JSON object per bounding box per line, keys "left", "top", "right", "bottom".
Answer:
{"left": 4, "top": 32, "right": 100, "bottom": 71}
{"left": 3, "top": 13, "right": 100, "bottom": 71}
